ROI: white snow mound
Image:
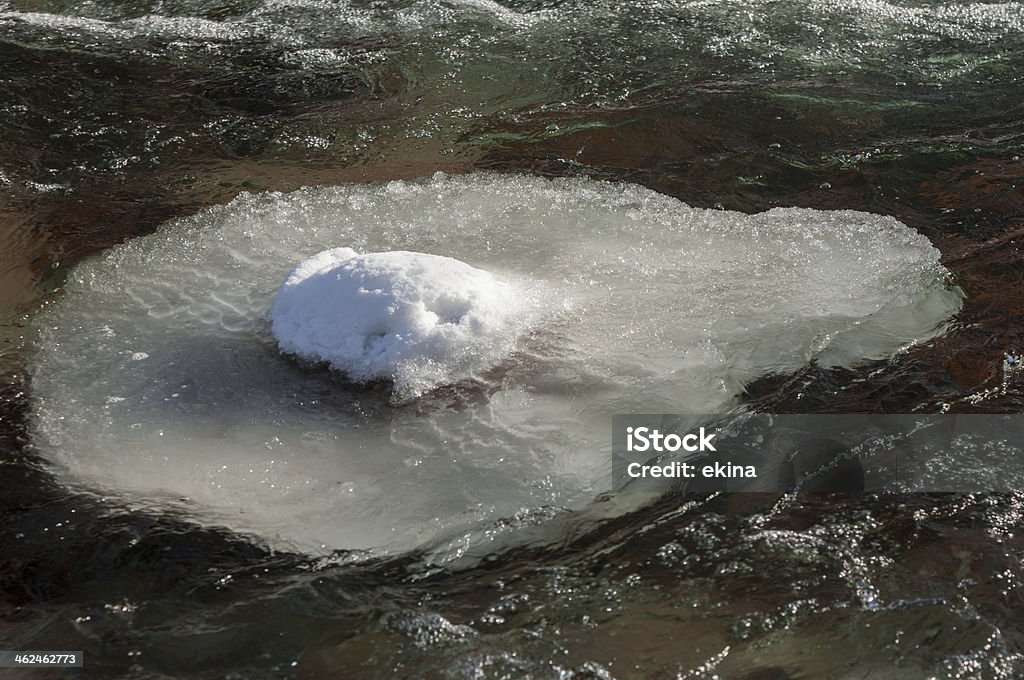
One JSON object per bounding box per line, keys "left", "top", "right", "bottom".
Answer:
{"left": 271, "top": 248, "right": 532, "bottom": 397}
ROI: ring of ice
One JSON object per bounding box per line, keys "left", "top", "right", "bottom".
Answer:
{"left": 28, "top": 173, "right": 963, "bottom": 559}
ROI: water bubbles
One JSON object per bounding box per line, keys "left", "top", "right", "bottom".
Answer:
{"left": 104, "top": 599, "right": 138, "bottom": 615}
{"left": 391, "top": 612, "right": 477, "bottom": 648}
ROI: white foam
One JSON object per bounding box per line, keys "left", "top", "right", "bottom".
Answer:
{"left": 271, "top": 248, "right": 542, "bottom": 399}
{"left": 27, "top": 173, "right": 962, "bottom": 558}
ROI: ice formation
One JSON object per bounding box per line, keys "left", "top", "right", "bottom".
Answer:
{"left": 27, "top": 173, "right": 963, "bottom": 558}
{"left": 271, "top": 248, "right": 532, "bottom": 398}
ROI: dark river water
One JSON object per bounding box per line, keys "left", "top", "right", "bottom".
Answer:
{"left": 2, "top": 0, "right": 1024, "bottom": 677}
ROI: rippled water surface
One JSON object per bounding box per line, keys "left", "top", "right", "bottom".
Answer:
{"left": 2, "top": 0, "right": 1024, "bottom": 678}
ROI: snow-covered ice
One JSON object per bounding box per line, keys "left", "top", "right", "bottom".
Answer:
{"left": 271, "top": 248, "right": 537, "bottom": 399}
{"left": 26, "top": 173, "right": 963, "bottom": 558}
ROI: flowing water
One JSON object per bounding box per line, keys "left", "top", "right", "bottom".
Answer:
{"left": 2, "top": 0, "right": 1024, "bottom": 678}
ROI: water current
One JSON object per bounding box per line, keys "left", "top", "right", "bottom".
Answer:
{"left": 2, "top": 0, "right": 1024, "bottom": 678}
